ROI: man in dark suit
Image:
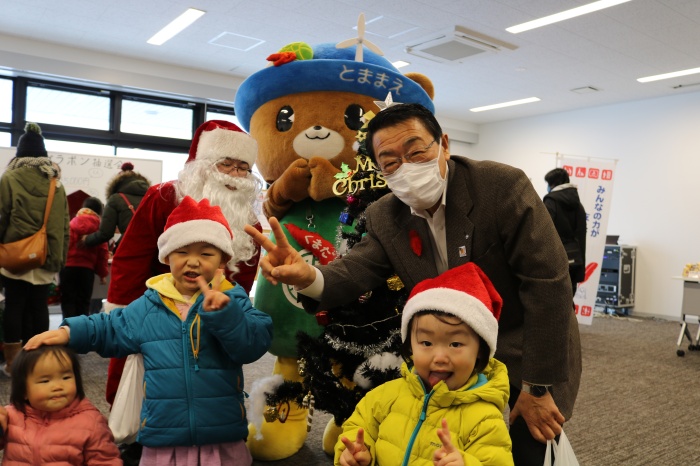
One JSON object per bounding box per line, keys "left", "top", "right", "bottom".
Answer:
{"left": 246, "top": 103, "right": 581, "bottom": 465}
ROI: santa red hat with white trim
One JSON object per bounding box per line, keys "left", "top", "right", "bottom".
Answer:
{"left": 157, "top": 196, "right": 235, "bottom": 263}
{"left": 187, "top": 120, "right": 257, "bottom": 166}
{"left": 401, "top": 263, "right": 502, "bottom": 358}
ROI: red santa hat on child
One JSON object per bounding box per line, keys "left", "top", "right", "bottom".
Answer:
{"left": 157, "top": 196, "right": 235, "bottom": 263}
{"left": 401, "top": 263, "right": 503, "bottom": 358}
{"left": 187, "top": 120, "right": 258, "bottom": 166}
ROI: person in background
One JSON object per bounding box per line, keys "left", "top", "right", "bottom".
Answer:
{"left": 335, "top": 263, "right": 512, "bottom": 466}
{"left": 60, "top": 196, "right": 109, "bottom": 319}
{"left": 246, "top": 103, "right": 581, "bottom": 466}
{"left": 0, "top": 345, "right": 121, "bottom": 465}
{"left": 0, "top": 122, "right": 69, "bottom": 377}
{"left": 544, "top": 168, "right": 588, "bottom": 294}
{"left": 82, "top": 162, "right": 151, "bottom": 252}
{"left": 25, "top": 196, "right": 273, "bottom": 466}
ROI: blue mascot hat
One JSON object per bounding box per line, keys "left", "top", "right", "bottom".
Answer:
{"left": 234, "top": 42, "right": 435, "bottom": 132}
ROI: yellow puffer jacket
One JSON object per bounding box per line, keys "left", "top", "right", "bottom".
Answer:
{"left": 335, "top": 359, "right": 513, "bottom": 466}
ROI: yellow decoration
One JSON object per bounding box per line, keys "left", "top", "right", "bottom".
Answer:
{"left": 263, "top": 406, "right": 279, "bottom": 422}
{"left": 386, "top": 274, "right": 404, "bottom": 291}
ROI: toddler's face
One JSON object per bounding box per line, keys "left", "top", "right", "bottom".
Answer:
{"left": 410, "top": 313, "right": 480, "bottom": 391}
{"left": 26, "top": 352, "right": 77, "bottom": 412}
{"left": 166, "top": 241, "right": 225, "bottom": 296}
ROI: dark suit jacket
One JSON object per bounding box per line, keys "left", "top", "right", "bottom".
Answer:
{"left": 302, "top": 156, "right": 582, "bottom": 418}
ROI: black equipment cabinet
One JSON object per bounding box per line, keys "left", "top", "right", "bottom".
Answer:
{"left": 596, "top": 245, "right": 636, "bottom": 314}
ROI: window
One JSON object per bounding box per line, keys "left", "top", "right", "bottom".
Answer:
{"left": 26, "top": 85, "right": 110, "bottom": 130}
{"left": 206, "top": 110, "right": 241, "bottom": 129}
{"left": 0, "top": 132, "right": 10, "bottom": 147}
{"left": 117, "top": 147, "right": 188, "bottom": 182}
{"left": 0, "top": 78, "right": 11, "bottom": 123}
{"left": 121, "top": 99, "right": 193, "bottom": 139}
{"left": 44, "top": 139, "right": 115, "bottom": 156}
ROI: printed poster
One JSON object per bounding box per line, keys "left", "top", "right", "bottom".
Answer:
{"left": 557, "top": 155, "right": 617, "bottom": 325}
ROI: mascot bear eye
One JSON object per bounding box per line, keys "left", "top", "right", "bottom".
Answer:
{"left": 344, "top": 104, "right": 365, "bottom": 131}
{"left": 276, "top": 106, "right": 294, "bottom": 132}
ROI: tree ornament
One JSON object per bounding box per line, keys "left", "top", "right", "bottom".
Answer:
{"left": 263, "top": 406, "right": 279, "bottom": 422}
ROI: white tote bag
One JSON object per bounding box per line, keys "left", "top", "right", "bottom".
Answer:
{"left": 544, "top": 430, "right": 579, "bottom": 466}
{"left": 108, "top": 353, "right": 145, "bottom": 444}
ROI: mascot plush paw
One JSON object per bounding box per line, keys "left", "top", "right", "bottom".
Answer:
{"left": 235, "top": 36, "right": 433, "bottom": 461}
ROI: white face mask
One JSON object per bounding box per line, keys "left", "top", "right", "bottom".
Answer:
{"left": 384, "top": 147, "right": 446, "bottom": 210}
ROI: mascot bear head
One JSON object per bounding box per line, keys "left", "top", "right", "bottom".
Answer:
{"left": 234, "top": 42, "right": 434, "bottom": 202}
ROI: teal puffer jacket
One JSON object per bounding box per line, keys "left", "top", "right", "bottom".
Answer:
{"left": 65, "top": 281, "right": 273, "bottom": 447}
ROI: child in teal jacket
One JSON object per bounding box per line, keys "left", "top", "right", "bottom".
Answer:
{"left": 26, "top": 196, "right": 273, "bottom": 466}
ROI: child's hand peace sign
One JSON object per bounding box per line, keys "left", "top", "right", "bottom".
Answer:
{"left": 339, "top": 428, "right": 371, "bottom": 466}
{"left": 433, "top": 419, "right": 464, "bottom": 466}
{"left": 196, "top": 270, "right": 230, "bottom": 312}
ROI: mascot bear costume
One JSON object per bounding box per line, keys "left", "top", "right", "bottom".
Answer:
{"left": 234, "top": 39, "right": 434, "bottom": 460}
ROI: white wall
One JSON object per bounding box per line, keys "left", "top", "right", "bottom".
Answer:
{"left": 468, "top": 90, "right": 700, "bottom": 320}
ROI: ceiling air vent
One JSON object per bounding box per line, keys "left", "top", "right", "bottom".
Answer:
{"left": 405, "top": 26, "right": 517, "bottom": 64}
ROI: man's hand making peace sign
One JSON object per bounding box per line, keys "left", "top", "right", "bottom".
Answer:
{"left": 244, "top": 217, "right": 316, "bottom": 288}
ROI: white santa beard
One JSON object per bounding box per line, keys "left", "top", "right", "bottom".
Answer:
{"left": 176, "top": 162, "right": 259, "bottom": 270}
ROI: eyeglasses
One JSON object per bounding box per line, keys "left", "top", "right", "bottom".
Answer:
{"left": 377, "top": 139, "right": 439, "bottom": 175}
{"left": 216, "top": 161, "right": 252, "bottom": 175}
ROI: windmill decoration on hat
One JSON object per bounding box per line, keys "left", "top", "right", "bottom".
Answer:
{"left": 336, "top": 13, "right": 384, "bottom": 62}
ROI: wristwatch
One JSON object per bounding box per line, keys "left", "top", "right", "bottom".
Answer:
{"left": 522, "top": 382, "right": 551, "bottom": 398}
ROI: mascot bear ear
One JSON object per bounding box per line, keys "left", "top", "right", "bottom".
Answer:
{"left": 405, "top": 72, "right": 434, "bottom": 101}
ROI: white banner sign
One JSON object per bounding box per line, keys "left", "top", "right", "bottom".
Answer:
{"left": 0, "top": 147, "right": 162, "bottom": 203}
{"left": 558, "top": 155, "right": 617, "bottom": 325}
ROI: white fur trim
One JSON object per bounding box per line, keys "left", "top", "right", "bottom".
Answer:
{"left": 103, "top": 302, "right": 126, "bottom": 314}
{"left": 247, "top": 374, "right": 284, "bottom": 440}
{"left": 196, "top": 127, "right": 257, "bottom": 166}
{"left": 157, "top": 219, "right": 235, "bottom": 263}
{"left": 401, "top": 288, "right": 498, "bottom": 358}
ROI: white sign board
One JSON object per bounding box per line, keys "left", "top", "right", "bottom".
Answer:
{"left": 558, "top": 155, "right": 617, "bottom": 325}
{"left": 0, "top": 147, "right": 162, "bottom": 202}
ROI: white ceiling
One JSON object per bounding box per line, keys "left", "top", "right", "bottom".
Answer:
{"left": 2, "top": 0, "right": 700, "bottom": 125}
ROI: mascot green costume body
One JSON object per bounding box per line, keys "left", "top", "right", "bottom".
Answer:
{"left": 234, "top": 40, "right": 433, "bottom": 461}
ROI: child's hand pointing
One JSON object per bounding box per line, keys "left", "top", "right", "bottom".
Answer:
{"left": 433, "top": 419, "right": 464, "bottom": 466}
{"left": 339, "top": 428, "right": 371, "bottom": 466}
{"left": 196, "top": 270, "right": 229, "bottom": 312}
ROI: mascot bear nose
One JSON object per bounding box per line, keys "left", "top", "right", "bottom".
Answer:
{"left": 313, "top": 126, "right": 322, "bottom": 130}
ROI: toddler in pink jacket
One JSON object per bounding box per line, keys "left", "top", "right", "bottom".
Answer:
{"left": 0, "top": 345, "right": 121, "bottom": 465}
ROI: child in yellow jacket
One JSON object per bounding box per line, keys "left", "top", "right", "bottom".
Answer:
{"left": 335, "top": 263, "right": 513, "bottom": 466}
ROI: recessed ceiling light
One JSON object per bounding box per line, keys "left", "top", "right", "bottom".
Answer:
{"left": 637, "top": 67, "right": 700, "bottom": 83}
{"left": 506, "top": 0, "right": 632, "bottom": 34}
{"left": 393, "top": 60, "right": 410, "bottom": 68}
{"left": 147, "top": 8, "right": 205, "bottom": 46}
{"left": 470, "top": 97, "right": 540, "bottom": 113}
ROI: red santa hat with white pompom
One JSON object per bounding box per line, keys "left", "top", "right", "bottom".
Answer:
{"left": 401, "top": 262, "right": 502, "bottom": 358}
{"left": 157, "top": 196, "right": 235, "bottom": 263}
{"left": 187, "top": 120, "right": 258, "bottom": 166}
